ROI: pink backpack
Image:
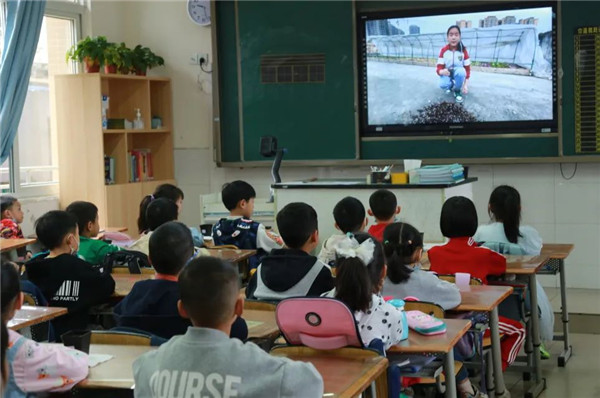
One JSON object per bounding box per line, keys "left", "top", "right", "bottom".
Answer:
{"left": 276, "top": 297, "right": 363, "bottom": 350}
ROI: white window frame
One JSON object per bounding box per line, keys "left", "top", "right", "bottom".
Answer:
{"left": 2, "top": 0, "right": 87, "bottom": 198}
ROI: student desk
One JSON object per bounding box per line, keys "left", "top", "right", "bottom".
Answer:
{"left": 207, "top": 248, "right": 256, "bottom": 264}
{"left": 271, "top": 346, "right": 389, "bottom": 398}
{"left": 112, "top": 274, "right": 155, "bottom": 297}
{"left": 0, "top": 238, "right": 36, "bottom": 259}
{"left": 504, "top": 254, "right": 549, "bottom": 398}
{"left": 7, "top": 306, "right": 68, "bottom": 330}
{"left": 452, "top": 285, "right": 513, "bottom": 398}
{"left": 244, "top": 309, "right": 279, "bottom": 340}
{"left": 78, "top": 344, "right": 156, "bottom": 389}
{"left": 539, "top": 243, "right": 575, "bottom": 367}
{"left": 388, "top": 319, "right": 472, "bottom": 398}
{"left": 96, "top": 226, "right": 128, "bottom": 240}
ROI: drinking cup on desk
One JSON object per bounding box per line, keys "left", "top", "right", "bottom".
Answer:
{"left": 455, "top": 272, "right": 471, "bottom": 290}
{"left": 61, "top": 330, "right": 91, "bottom": 353}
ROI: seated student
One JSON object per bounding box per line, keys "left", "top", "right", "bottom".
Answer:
{"left": 380, "top": 224, "right": 482, "bottom": 398}
{"left": 24, "top": 211, "right": 115, "bottom": 339}
{"left": 133, "top": 257, "right": 324, "bottom": 397}
{"left": 381, "top": 222, "right": 461, "bottom": 310}
{"left": 212, "top": 180, "right": 282, "bottom": 269}
{"left": 246, "top": 202, "right": 334, "bottom": 300}
{"left": 128, "top": 198, "right": 178, "bottom": 255}
{"left": 368, "top": 189, "right": 401, "bottom": 242}
{"left": 2, "top": 262, "right": 88, "bottom": 396}
{"left": 428, "top": 196, "right": 526, "bottom": 371}
{"left": 328, "top": 233, "right": 405, "bottom": 350}
{"left": 66, "top": 201, "right": 120, "bottom": 265}
{"left": 137, "top": 183, "right": 203, "bottom": 246}
{"left": 1, "top": 196, "right": 31, "bottom": 259}
{"left": 114, "top": 221, "right": 248, "bottom": 340}
{"left": 317, "top": 196, "right": 367, "bottom": 266}
{"left": 473, "top": 185, "right": 554, "bottom": 356}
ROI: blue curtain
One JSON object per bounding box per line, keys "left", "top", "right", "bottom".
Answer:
{"left": 0, "top": 0, "right": 47, "bottom": 163}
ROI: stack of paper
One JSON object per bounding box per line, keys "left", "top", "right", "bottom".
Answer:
{"left": 414, "top": 164, "right": 464, "bottom": 184}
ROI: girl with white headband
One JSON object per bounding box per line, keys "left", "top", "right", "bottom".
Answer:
{"left": 331, "top": 232, "right": 404, "bottom": 350}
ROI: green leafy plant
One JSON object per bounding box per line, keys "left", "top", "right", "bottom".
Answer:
{"left": 131, "top": 45, "right": 165, "bottom": 75}
{"left": 66, "top": 36, "right": 111, "bottom": 72}
{"left": 104, "top": 43, "right": 133, "bottom": 74}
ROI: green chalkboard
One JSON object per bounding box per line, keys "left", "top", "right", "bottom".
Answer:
{"left": 215, "top": 1, "right": 597, "bottom": 163}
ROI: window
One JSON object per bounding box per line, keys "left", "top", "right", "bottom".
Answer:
{"left": 0, "top": 1, "right": 84, "bottom": 196}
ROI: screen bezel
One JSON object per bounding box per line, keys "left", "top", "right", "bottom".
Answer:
{"left": 357, "top": 1, "right": 558, "bottom": 138}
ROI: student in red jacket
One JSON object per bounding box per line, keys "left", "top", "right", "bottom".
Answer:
{"left": 437, "top": 25, "right": 471, "bottom": 103}
{"left": 428, "top": 196, "right": 525, "bottom": 371}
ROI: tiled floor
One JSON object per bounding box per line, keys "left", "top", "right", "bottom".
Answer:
{"left": 545, "top": 287, "right": 600, "bottom": 315}
{"left": 505, "top": 333, "right": 600, "bottom": 397}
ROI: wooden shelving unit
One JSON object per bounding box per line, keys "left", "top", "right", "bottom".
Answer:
{"left": 53, "top": 73, "right": 175, "bottom": 237}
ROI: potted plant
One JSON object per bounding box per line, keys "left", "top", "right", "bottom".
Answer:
{"left": 104, "top": 43, "right": 133, "bottom": 74}
{"left": 66, "top": 36, "right": 111, "bottom": 73}
{"left": 131, "top": 45, "right": 165, "bottom": 76}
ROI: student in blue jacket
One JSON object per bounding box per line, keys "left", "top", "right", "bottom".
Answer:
{"left": 114, "top": 221, "right": 247, "bottom": 340}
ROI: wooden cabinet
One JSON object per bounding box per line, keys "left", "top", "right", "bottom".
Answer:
{"left": 53, "top": 74, "right": 175, "bottom": 237}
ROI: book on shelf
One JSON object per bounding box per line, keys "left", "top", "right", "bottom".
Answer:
{"left": 128, "top": 149, "right": 154, "bottom": 182}
{"left": 104, "top": 155, "right": 116, "bottom": 184}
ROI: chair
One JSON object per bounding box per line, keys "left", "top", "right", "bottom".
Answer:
{"left": 395, "top": 301, "right": 464, "bottom": 395}
{"left": 275, "top": 297, "right": 391, "bottom": 397}
{"left": 90, "top": 330, "right": 151, "bottom": 346}
{"left": 436, "top": 274, "right": 483, "bottom": 285}
{"left": 403, "top": 301, "right": 445, "bottom": 319}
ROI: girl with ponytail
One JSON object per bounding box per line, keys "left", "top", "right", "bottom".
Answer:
{"left": 137, "top": 184, "right": 184, "bottom": 234}
{"left": 332, "top": 233, "right": 404, "bottom": 350}
{"left": 381, "top": 222, "right": 461, "bottom": 310}
{"left": 474, "top": 185, "right": 543, "bottom": 255}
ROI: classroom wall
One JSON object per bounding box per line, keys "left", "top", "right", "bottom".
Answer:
{"left": 90, "top": 1, "right": 600, "bottom": 289}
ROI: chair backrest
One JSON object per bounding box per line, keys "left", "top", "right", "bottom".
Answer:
{"left": 244, "top": 299, "right": 277, "bottom": 311}
{"left": 90, "top": 330, "right": 151, "bottom": 346}
{"left": 111, "top": 267, "right": 155, "bottom": 275}
{"left": 436, "top": 274, "right": 483, "bottom": 286}
{"left": 276, "top": 297, "right": 363, "bottom": 350}
{"left": 22, "top": 293, "right": 37, "bottom": 306}
{"left": 404, "top": 301, "right": 445, "bottom": 319}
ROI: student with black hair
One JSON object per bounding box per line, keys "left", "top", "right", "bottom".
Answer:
{"left": 246, "top": 202, "right": 333, "bottom": 300}
{"left": 137, "top": 183, "right": 184, "bottom": 234}
{"left": 128, "top": 198, "right": 178, "bottom": 255}
{"left": 437, "top": 25, "right": 471, "bottom": 103}
{"left": 474, "top": 185, "right": 543, "bottom": 255}
{"left": 382, "top": 222, "right": 460, "bottom": 310}
{"left": 213, "top": 180, "right": 283, "bottom": 270}
{"left": 114, "top": 221, "right": 248, "bottom": 340}
{"left": 1, "top": 321, "right": 7, "bottom": 392}
{"left": 474, "top": 185, "right": 553, "bottom": 355}
{"left": 428, "top": 197, "right": 525, "bottom": 372}
{"left": 2, "top": 262, "right": 88, "bottom": 395}
{"left": 326, "top": 233, "right": 404, "bottom": 350}
{"left": 367, "top": 189, "right": 401, "bottom": 242}
{"left": 66, "top": 201, "right": 121, "bottom": 264}
{"left": 133, "top": 257, "right": 323, "bottom": 397}
{"left": 1, "top": 195, "right": 32, "bottom": 259}
{"left": 318, "top": 196, "right": 367, "bottom": 266}
{"left": 24, "top": 210, "right": 115, "bottom": 338}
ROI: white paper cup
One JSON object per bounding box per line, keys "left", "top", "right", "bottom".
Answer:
{"left": 455, "top": 272, "right": 471, "bottom": 290}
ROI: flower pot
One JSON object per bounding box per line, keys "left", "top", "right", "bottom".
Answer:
{"left": 119, "top": 67, "right": 130, "bottom": 75}
{"left": 83, "top": 57, "right": 100, "bottom": 73}
{"left": 135, "top": 67, "right": 147, "bottom": 76}
{"left": 104, "top": 64, "right": 117, "bottom": 74}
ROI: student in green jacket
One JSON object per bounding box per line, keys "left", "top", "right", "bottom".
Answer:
{"left": 66, "top": 201, "right": 120, "bottom": 264}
